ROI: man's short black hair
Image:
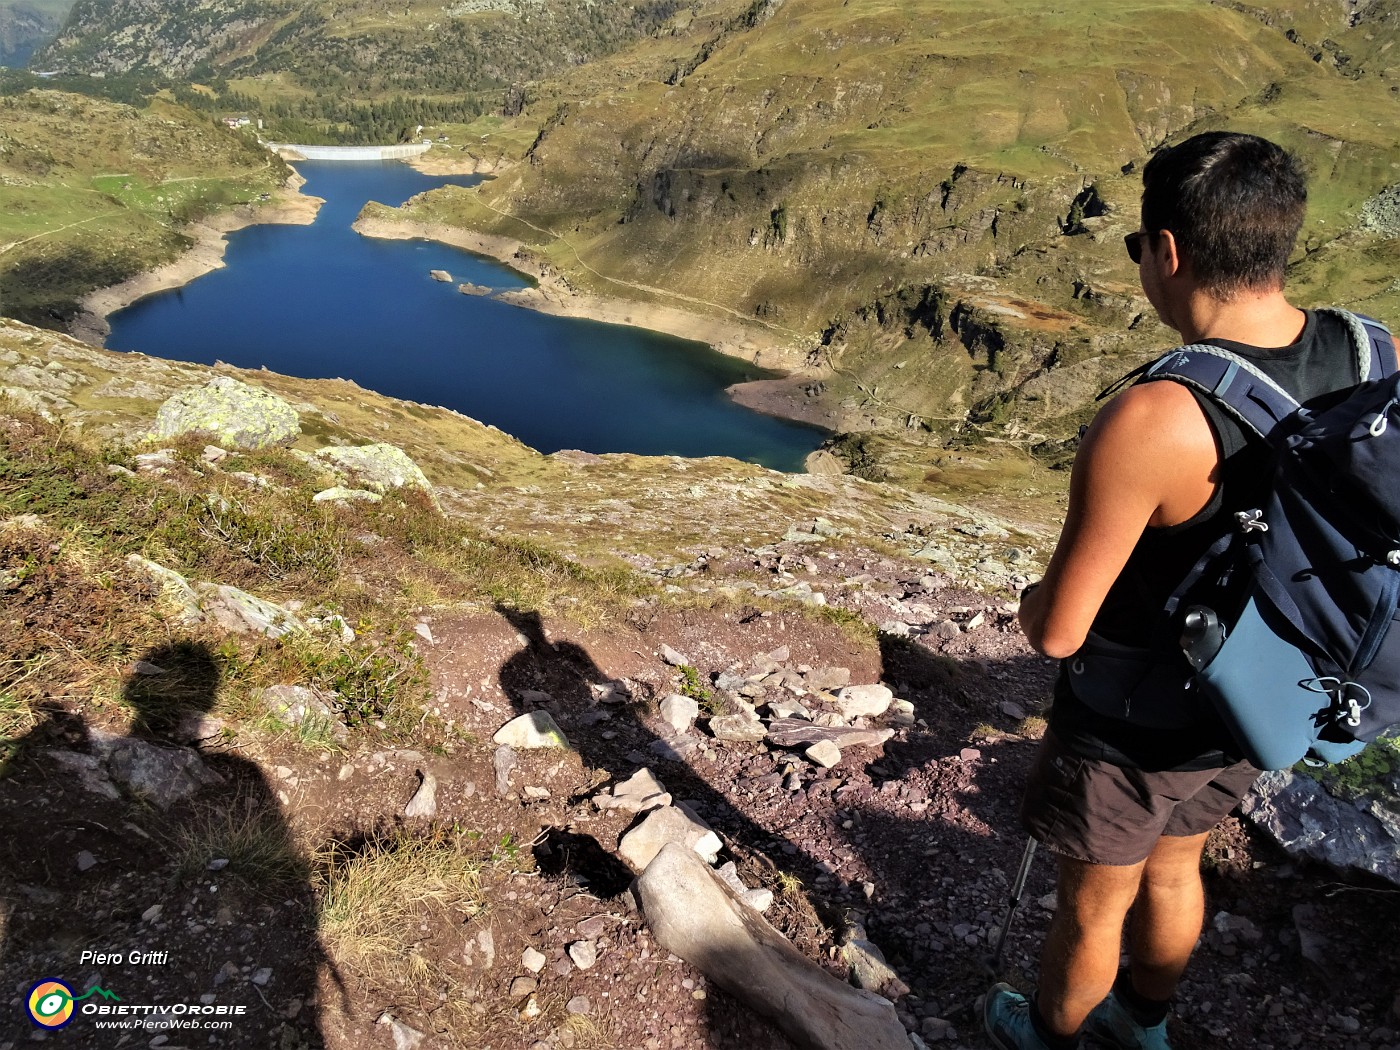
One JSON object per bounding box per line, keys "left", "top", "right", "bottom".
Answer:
{"left": 1141, "top": 131, "right": 1307, "bottom": 297}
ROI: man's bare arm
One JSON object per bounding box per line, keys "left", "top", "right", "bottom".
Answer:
{"left": 1019, "top": 381, "right": 1219, "bottom": 659}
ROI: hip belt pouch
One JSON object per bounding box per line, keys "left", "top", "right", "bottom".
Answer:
{"left": 1066, "top": 633, "right": 1202, "bottom": 730}
{"left": 1195, "top": 593, "right": 1365, "bottom": 769}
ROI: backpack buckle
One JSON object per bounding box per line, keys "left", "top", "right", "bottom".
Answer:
{"left": 1342, "top": 683, "right": 1373, "bottom": 729}
{"left": 1235, "top": 509, "right": 1269, "bottom": 534}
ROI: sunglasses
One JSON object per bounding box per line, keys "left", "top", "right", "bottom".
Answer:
{"left": 1124, "top": 230, "right": 1146, "bottom": 264}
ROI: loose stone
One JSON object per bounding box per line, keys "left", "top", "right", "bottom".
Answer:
{"left": 568, "top": 940, "right": 598, "bottom": 970}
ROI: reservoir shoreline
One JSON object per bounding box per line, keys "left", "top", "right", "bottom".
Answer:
{"left": 71, "top": 174, "right": 324, "bottom": 346}
{"left": 350, "top": 213, "right": 835, "bottom": 433}
{"left": 73, "top": 160, "right": 833, "bottom": 443}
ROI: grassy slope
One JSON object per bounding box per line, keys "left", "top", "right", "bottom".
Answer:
{"left": 386, "top": 0, "right": 1400, "bottom": 440}
{"left": 0, "top": 313, "right": 1038, "bottom": 742}
{"left": 0, "top": 89, "right": 289, "bottom": 325}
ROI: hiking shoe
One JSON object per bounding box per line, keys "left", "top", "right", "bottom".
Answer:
{"left": 983, "top": 982, "right": 1072, "bottom": 1050}
{"left": 1081, "top": 990, "right": 1171, "bottom": 1050}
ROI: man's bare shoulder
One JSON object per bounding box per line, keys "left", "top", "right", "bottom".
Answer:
{"left": 1085, "top": 378, "right": 1217, "bottom": 462}
{"left": 1078, "top": 377, "right": 1220, "bottom": 527}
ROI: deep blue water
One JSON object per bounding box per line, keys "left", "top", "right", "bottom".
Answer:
{"left": 106, "top": 161, "right": 825, "bottom": 471}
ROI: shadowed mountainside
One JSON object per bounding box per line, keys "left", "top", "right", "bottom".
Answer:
{"left": 0, "top": 0, "right": 73, "bottom": 66}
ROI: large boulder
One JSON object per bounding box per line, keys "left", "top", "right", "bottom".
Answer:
{"left": 1240, "top": 768, "right": 1400, "bottom": 886}
{"left": 154, "top": 377, "right": 300, "bottom": 449}
{"left": 313, "top": 444, "right": 432, "bottom": 495}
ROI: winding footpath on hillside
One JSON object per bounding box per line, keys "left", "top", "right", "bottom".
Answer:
{"left": 0, "top": 213, "right": 114, "bottom": 256}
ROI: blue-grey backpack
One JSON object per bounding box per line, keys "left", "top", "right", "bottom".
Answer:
{"left": 1133, "top": 308, "right": 1400, "bottom": 770}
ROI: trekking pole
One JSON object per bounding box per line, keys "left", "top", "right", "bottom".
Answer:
{"left": 986, "top": 836, "right": 1038, "bottom": 975}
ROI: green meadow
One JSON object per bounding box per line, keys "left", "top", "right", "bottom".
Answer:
{"left": 0, "top": 91, "right": 288, "bottom": 324}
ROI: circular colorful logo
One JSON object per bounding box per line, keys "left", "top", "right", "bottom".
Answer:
{"left": 27, "top": 980, "right": 76, "bottom": 1028}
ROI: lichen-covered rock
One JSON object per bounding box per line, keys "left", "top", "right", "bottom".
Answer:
{"left": 493, "top": 711, "right": 570, "bottom": 749}
{"left": 313, "top": 444, "right": 432, "bottom": 495}
{"left": 194, "top": 583, "right": 303, "bottom": 638}
{"left": 258, "top": 684, "right": 344, "bottom": 739}
{"left": 90, "top": 730, "right": 224, "bottom": 810}
{"left": 0, "top": 386, "right": 67, "bottom": 419}
{"left": 154, "top": 377, "right": 300, "bottom": 449}
{"left": 125, "top": 555, "right": 203, "bottom": 625}
{"left": 312, "top": 486, "right": 382, "bottom": 504}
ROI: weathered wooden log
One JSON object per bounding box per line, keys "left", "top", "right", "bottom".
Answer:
{"left": 636, "top": 843, "right": 912, "bottom": 1050}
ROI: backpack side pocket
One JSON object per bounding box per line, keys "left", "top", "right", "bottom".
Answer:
{"left": 1196, "top": 593, "right": 1365, "bottom": 769}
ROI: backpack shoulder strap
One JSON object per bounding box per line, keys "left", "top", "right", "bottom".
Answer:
{"left": 1135, "top": 343, "right": 1300, "bottom": 441}
{"left": 1132, "top": 308, "right": 1397, "bottom": 434}
{"left": 1337, "top": 309, "right": 1399, "bottom": 379}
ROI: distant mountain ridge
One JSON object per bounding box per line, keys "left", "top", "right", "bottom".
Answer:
{"left": 35, "top": 0, "right": 684, "bottom": 100}
{"left": 0, "top": 0, "right": 74, "bottom": 67}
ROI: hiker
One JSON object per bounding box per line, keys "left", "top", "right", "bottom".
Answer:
{"left": 983, "top": 131, "right": 1378, "bottom": 1049}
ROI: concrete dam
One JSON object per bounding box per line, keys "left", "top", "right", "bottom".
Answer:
{"left": 266, "top": 142, "right": 433, "bottom": 162}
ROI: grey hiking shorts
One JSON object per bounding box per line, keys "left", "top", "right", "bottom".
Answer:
{"left": 1020, "top": 729, "right": 1260, "bottom": 866}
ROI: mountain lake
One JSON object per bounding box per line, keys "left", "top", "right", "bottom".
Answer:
{"left": 106, "top": 160, "right": 827, "bottom": 471}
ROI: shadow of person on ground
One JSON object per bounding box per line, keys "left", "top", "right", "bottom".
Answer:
{"left": 0, "top": 640, "right": 329, "bottom": 1049}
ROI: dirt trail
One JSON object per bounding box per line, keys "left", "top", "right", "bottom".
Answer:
{"left": 3, "top": 549, "right": 1397, "bottom": 1049}
{"left": 390, "top": 563, "right": 1400, "bottom": 1050}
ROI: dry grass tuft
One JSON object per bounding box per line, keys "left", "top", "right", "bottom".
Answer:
{"left": 556, "top": 1011, "right": 616, "bottom": 1049}
{"left": 315, "top": 826, "right": 489, "bottom": 985}
{"left": 171, "top": 794, "right": 310, "bottom": 890}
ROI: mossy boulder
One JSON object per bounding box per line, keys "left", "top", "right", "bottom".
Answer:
{"left": 154, "top": 377, "right": 301, "bottom": 449}
{"left": 1242, "top": 738, "right": 1400, "bottom": 885}
{"left": 312, "top": 443, "right": 433, "bottom": 495}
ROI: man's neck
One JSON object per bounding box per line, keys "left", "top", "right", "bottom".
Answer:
{"left": 1172, "top": 287, "right": 1307, "bottom": 349}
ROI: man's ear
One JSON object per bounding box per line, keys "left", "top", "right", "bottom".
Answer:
{"left": 1156, "top": 229, "right": 1183, "bottom": 278}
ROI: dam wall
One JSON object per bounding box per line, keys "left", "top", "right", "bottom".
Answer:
{"left": 267, "top": 142, "right": 433, "bottom": 161}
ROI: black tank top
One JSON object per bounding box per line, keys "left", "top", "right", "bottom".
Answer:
{"left": 1050, "top": 310, "right": 1361, "bottom": 770}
